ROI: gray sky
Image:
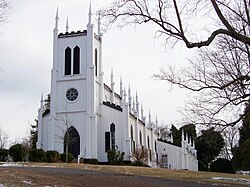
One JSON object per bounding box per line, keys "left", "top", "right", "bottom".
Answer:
{"left": 0, "top": 0, "right": 191, "bottom": 142}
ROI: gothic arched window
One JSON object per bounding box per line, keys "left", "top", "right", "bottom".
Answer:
{"left": 65, "top": 47, "right": 71, "bottom": 75}
{"left": 110, "top": 123, "right": 115, "bottom": 150}
{"left": 95, "top": 48, "right": 98, "bottom": 76}
{"left": 73, "top": 46, "right": 80, "bottom": 74}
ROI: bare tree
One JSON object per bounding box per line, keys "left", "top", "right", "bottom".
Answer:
{"left": 100, "top": 0, "right": 250, "bottom": 128}
{"left": 55, "top": 109, "right": 77, "bottom": 163}
{"left": 154, "top": 34, "right": 250, "bottom": 127}
{"left": 0, "top": 127, "right": 9, "bottom": 149}
{"left": 220, "top": 126, "right": 239, "bottom": 160}
{"left": 100, "top": 0, "right": 250, "bottom": 48}
{"left": 0, "top": 0, "right": 9, "bottom": 25}
{"left": 130, "top": 146, "right": 149, "bottom": 165}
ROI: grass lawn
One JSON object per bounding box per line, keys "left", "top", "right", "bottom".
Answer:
{"left": 5, "top": 162, "right": 249, "bottom": 186}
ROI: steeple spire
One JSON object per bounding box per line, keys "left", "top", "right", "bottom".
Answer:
{"left": 123, "top": 86, "right": 127, "bottom": 103}
{"left": 40, "top": 94, "right": 43, "bottom": 109}
{"left": 66, "top": 16, "right": 69, "bottom": 32}
{"left": 55, "top": 7, "right": 59, "bottom": 30}
{"left": 88, "top": 3, "right": 92, "bottom": 25}
{"left": 141, "top": 103, "right": 144, "bottom": 120}
{"left": 148, "top": 110, "right": 152, "bottom": 127}
{"left": 111, "top": 69, "right": 114, "bottom": 91}
{"left": 120, "top": 77, "right": 123, "bottom": 98}
{"left": 155, "top": 115, "right": 158, "bottom": 127}
{"left": 128, "top": 85, "right": 132, "bottom": 108}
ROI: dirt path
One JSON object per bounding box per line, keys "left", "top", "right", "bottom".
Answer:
{"left": 0, "top": 166, "right": 240, "bottom": 187}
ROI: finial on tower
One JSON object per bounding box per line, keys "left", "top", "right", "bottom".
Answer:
{"left": 120, "top": 77, "right": 123, "bottom": 97}
{"left": 156, "top": 115, "right": 158, "bottom": 127}
{"left": 66, "top": 16, "right": 69, "bottom": 32}
{"left": 40, "top": 94, "right": 44, "bottom": 109}
{"left": 55, "top": 7, "right": 59, "bottom": 30}
{"left": 128, "top": 84, "right": 132, "bottom": 105}
{"left": 148, "top": 110, "right": 152, "bottom": 127}
{"left": 141, "top": 103, "right": 144, "bottom": 119}
{"left": 88, "top": 2, "right": 92, "bottom": 24}
{"left": 133, "top": 96, "right": 135, "bottom": 112}
{"left": 111, "top": 69, "right": 114, "bottom": 86}
{"left": 123, "top": 86, "right": 127, "bottom": 102}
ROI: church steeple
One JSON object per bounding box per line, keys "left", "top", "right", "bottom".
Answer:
{"left": 66, "top": 16, "right": 69, "bottom": 32}
{"left": 54, "top": 7, "right": 59, "bottom": 31}
{"left": 88, "top": 3, "right": 92, "bottom": 25}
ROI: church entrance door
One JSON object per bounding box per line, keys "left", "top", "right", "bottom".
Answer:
{"left": 64, "top": 126, "right": 80, "bottom": 158}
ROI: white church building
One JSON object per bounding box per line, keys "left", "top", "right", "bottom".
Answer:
{"left": 37, "top": 7, "right": 198, "bottom": 171}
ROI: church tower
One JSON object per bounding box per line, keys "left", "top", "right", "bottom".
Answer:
{"left": 38, "top": 6, "right": 103, "bottom": 159}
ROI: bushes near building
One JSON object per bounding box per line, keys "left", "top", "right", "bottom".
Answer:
{"left": 210, "top": 158, "right": 234, "bottom": 173}
{"left": 9, "top": 144, "right": 27, "bottom": 162}
{"left": 232, "top": 140, "right": 250, "bottom": 171}
{"left": 28, "top": 149, "right": 46, "bottom": 162}
{"left": 60, "top": 153, "right": 74, "bottom": 163}
{"left": 107, "top": 149, "right": 124, "bottom": 165}
{"left": 45, "top": 150, "right": 60, "bottom": 163}
{"left": 84, "top": 158, "right": 99, "bottom": 164}
{"left": 0, "top": 149, "right": 9, "bottom": 162}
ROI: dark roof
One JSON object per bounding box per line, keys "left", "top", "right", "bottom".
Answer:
{"left": 103, "top": 101, "right": 122, "bottom": 112}
{"left": 157, "top": 138, "right": 181, "bottom": 147}
{"left": 58, "top": 30, "right": 87, "bottom": 38}
{"left": 103, "top": 83, "right": 122, "bottom": 99}
{"left": 129, "top": 112, "right": 145, "bottom": 126}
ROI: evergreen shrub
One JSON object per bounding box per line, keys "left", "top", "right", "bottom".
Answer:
{"left": 84, "top": 158, "right": 99, "bottom": 164}
{"left": 28, "top": 149, "right": 46, "bottom": 162}
{"left": 107, "top": 149, "right": 124, "bottom": 165}
{"left": 60, "top": 153, "right": 74, "bottom": 163}
{"left": 9, "top": 144, "right": 26, "bottom": 162}
{"left": 45, "top": 150, "right": 60, "bottom": 162}
{"left": 0, "top": 149, "right": 9, "bottom": 162}
{"left": 210, "top": 158, "right": 234, "bottom": 173}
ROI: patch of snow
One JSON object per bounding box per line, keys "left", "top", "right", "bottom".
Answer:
{"left": 211, "top": 177, "right": 250, "bottom": 184}
{"left": 0, "top": 163, "right": 25, "bottom": 167}
{"left": 0, "top": 184, "right": 7, "bottom": 187}
{"left": 236, "top": 171, "right": 250, "bottom": 175}
{"left": 22, "top": 180, "right": 35, "bottom": 185}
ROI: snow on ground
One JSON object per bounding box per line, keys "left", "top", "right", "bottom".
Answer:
{"left": 0, "top": 162, "right": 61, "bottom": 168}
{"left": 0, "top": 184, "right": 7, "bottom": 187}
{"left": 0, "top": 163, "right": 25, "bottom": 167}
{"left": 211, "top": 177, "right": 250, "bottom": 184}
{"left": 22, "top": 180, "right": 35, "bottom": 185}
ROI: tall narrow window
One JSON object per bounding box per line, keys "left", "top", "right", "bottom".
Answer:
{"left": 73, "top": 46, "right": 80, "bottom": 74}
{"left": 155, "top": 140, "right": 157, "bottom": 152}
{"left": 65, "top": 47, "right": 71, "bottom": 75}
{"left": 105, "top": 132, "right": 110, "bottom": 152}
{"left": 139, "top": 131, "right": 142, "bottom": 145}
{"left": 95, "top": 48, "right": 98, "bottom": 76}
{"left": 147, "top": 136, "right": 150, "bottom": 149}
{"left": 110, "top": 123, "right": 115, "bottom": 150}
{"left": 131, "top": 125, "right": 135, "bottom": 153}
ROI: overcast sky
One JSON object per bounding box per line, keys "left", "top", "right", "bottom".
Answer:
{"left": 0, "top": 0, "right": 192, "bottom": 142}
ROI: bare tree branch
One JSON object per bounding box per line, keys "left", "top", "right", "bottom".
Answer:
{"left": 100, "top": 0, "right": 250, "bottom": 48}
